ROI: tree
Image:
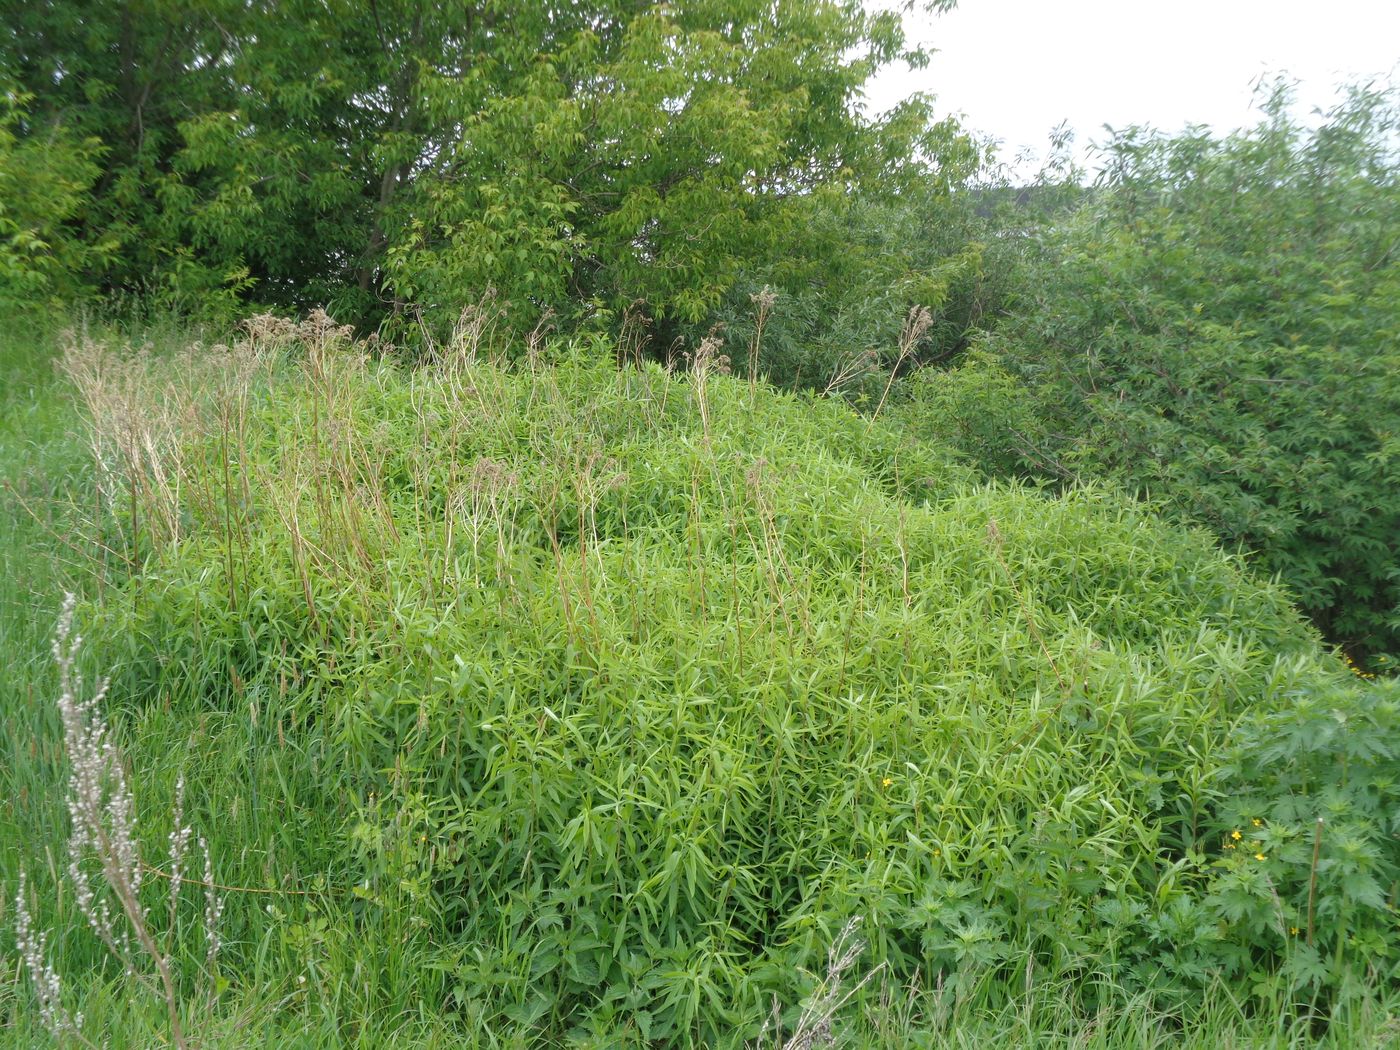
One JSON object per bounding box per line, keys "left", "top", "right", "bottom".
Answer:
{"left": 1, "top": 0, "right": 245, "bottom": 306}
{"left": 379, "top": 0, "right": 951, "bottom": 336}
{"left": 0, "top": 84, "right": 105, "bottom": 308}
{"left": 1, "top": 0, "right": 960, "bottom": 334}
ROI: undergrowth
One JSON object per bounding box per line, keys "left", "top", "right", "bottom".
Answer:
{"left": 2, "top": 316, "right": 1398, "bottom": 1046}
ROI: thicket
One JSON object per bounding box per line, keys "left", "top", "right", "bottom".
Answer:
{"left": 0, "top": 89, "right": 104, "bottom": 310}
{"left": 895, "top": 83, "right": 1400, "bottom": 664}
{"left": 6, "top": 319, "right": 1389, "bottom": 1045}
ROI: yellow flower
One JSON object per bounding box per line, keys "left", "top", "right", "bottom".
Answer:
{"left": 1254, "top": 852, "right": 1267, "bottom": 862}
{"left": 1251, "top": 819, "right": 1262, "bottom": 828}
{"left": 881, "top": 777, "right": 893, "bottom": 788}
{"left": 1290, "top": 926, "right": 1300, "bottom": 935}
{"left": 1224, "top": 842, "right": 1235, "bottom": 850}
{"left": 1231, "top": 829, "right": 1242, "bottom": 841}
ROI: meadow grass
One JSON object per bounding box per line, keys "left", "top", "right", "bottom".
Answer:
{"left": 1, "top": 317, "right": 1397, "bottom": 1047}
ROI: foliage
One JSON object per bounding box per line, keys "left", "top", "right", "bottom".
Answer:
{"left": 704, "top": 167, "right": 1011, "bottom": 392}
{"left": 1203, "top": 675, "right": 1400, "bottom": 996}
{"left": 13, "top": 595, "right": 225, "bottom": 1050}
{"left": 0, "top": 0, "right": 960, "bottom": 337}
{"left": 23, "top": 320, "right": 1388, "bottom": 1045}
{"left": 702, "top": 124, "right": 1092, "bottom": 392}
{"left": 0, "top": 86, "right": 105, "bottom": 309}
{"left": 896, "top": 81, "right": 1400, "bottom": 663}
{"left": 0, "top": 2, "right": 252, "bottom": 314}
{"left": 376, "top": 0, "right": 957, "bottom": 338}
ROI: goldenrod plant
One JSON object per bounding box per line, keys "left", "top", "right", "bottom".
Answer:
{"left": 4, "top": 316, "right": 1393, "bottom": 1045}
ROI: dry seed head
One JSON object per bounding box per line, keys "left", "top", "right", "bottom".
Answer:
{"left": 168, "top": 773, "right": 193, "bottom": 922}
{"left": 14, "top": 871, "right": 84, "bottom": 1039}
{"left": 900, "top": 304, "right": 934, "bottom": 351}
{"left": 693, "top": 335, "right": 728, "bottom": 375}
{"left": 201, "top": 833, "right": 224, "bottom": 967}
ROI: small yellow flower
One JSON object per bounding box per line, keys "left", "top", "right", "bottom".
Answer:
{"left": 1251, "top": 818, "right": 1262, "bottom": 828}
{"left": 881, "top": 777, "right": 893, "bottom": 788}
{"left": 1254, "top": 852, "right": 1266, "bottom": 862}
{"left": 1224, "top": 842, "right": 1236, "bottom": 850}
{"left": 933, "top": 848, "right": 941, "bottom": 857}
{"left": 1231, "top": 829, "right": 1242, "bottom": 841}
{"left": 1290, "top": 926, "right": 1300, "bottom": 935}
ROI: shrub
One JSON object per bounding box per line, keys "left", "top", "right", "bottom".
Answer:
{"left": 896, "top": 81, "right": 1400, "bottom": 664}
{"left": 69, "top": 326, "right": 1395, "bottom": 1043}
{"left": 1203, "top": 674, "right": 1400, "bottom": 994}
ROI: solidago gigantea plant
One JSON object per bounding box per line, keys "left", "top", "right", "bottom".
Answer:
{"left": 70, "top": 319, "right": 1398, "bottom": 1043}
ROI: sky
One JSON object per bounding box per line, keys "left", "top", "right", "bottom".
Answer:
{"left": 866, "top": 0, "right": 1400, "bottom": 177}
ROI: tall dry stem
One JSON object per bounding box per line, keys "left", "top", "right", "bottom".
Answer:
{"left": 691, "top": 335, "right": 729, "bottom": 447}
{"left": 748, "top": 286, "right": 777, "bottom": 403}
{"left": 870, "top": 304, "right": 932, "bottom": 423}
{"left": 749, "top": 917, "right": 885, "bottom": 1050}
{"left": 822, "top": 348, "right": 879, "bottom": 399}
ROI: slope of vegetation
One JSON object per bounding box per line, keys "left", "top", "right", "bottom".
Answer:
{"left": 4, "top": 3, "right": 1400, "bottom": 1046}
{"left": 4, "top": 318, "right": 1396, "bottom": 1046}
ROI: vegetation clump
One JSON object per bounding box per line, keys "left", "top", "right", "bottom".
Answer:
{"left": 3, "top": 7, "right": 1399, "bottom": 1040}
{"left": 895, "top": 84, "right": 1400, "bottom": 664}
{"left": 56, "top": 324, "right": 1397, "bottom": 1043}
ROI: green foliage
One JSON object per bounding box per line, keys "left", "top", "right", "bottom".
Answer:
{"left": 49, "top": 324, "right": 1393, "bottom": 1044}
{"left": 1202, "top": 676, "right": 1400, "bottom": 995}
{"left": 1, "top": 0, "right": 964, "bottom": 336}
{"left": 897, "top": 82, "right": 1400, "bottom": 662}
{"left": 0, "top": 87, "right": 105, "bottom": 308}
{"left": 706, "top": 159, "right": 1013, "bottom": 392}
{"left": 1, "top": 1, "right": 251, "bottom": 311}
{"left": 386, "top": 1, "right": 954, "bottom": 337}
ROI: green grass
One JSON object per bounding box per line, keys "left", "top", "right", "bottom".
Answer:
{"left": 2, "top": 319, "right": 1398, "bottom": 1047}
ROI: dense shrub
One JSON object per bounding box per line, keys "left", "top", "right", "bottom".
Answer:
{"left": 701, "top": 141, "right": 1008, "bottom": 392}
{"left": 66, "top": 326, "right": 1395, "bottom": 1044}
{"left": 896, "top": 82, "right": 1400, "bottom": 664}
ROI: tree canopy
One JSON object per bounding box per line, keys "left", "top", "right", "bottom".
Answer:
{"left": 1, "top": 0, "right": 969, "bottom": 331}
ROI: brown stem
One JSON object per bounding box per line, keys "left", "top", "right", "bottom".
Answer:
{"left": 94, "top": 825, "right": 189, "bottom": 1050}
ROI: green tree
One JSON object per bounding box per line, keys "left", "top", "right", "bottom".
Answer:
{"left": 0, "top": 84, "right": 106, "bottom": 308}
{"left": 2, "top": 0, "right": 963, "bottom": 334}
{"left": 382, "top": 1, "right": 953, "bottom": 336}
{"left": 1, "top": 0, "right": 247, "bottom": 307}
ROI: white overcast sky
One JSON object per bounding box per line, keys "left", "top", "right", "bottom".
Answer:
{"left": 866, "top": 0, "right": 1400, "bottom": 177}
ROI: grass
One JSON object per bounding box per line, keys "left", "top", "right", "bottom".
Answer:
{"left": 1, "top": 315, "right": 1397, "bottom": 1047}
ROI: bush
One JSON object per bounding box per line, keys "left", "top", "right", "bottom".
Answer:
{"left": 699, "top": 134, "right": 1009, "bottom": 393}
{"left": 71, "top": 327, "right": 1395, "bottom": 1044}
{"left": 895, "top": 81, "right": 1400, "bottom": 664}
